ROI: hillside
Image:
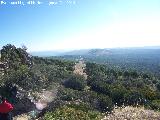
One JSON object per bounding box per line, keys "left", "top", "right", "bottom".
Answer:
{"left": 54, "top": 48, "right": 160, "bottom": 77}
{"left": 1, "top": 44, "right": 160, "bottom": 120}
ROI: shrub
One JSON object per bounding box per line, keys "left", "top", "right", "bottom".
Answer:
{"left": 124, "top": 90, "right": 145, "bottom": 106}
{"left": 110, "top": 85, "right": 127, "bottom": 105}
{"left": 58, "top": 88, "right": 79, "bottom": 101}
{"left": 150, "top": 100, "right": 160, "bottom": 110}
{"left": 140, "top": 87, "right": 157, "bottom": 100}
{"left": 156, "top": 82, "right": 160, "bottom": 91}
{"left": 44, "top": 105, "right": 103, "bottom": 120}
{"left": 64, "top": 74, "right": 87, "bottom": 90}
{"left": 98, "top": 94, "right": 113, "bottom": 112}
{"left": 90, "top": 80, "right": 111, "bottom": 96}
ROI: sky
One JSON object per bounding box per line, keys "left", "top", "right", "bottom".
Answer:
{"left": 0, "top": 0, "right": 160, "bottom": 52}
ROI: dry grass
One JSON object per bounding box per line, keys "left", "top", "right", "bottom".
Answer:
{"left": 13, "top": 114, "right": 31, "bottom": 120}
{"left": 103, "top": 106, "right": 160, "bottom": 120}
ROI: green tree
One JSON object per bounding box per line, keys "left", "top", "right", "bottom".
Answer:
{"left": 98, "top": 94, "right": 113, "bottom": 112}
{"left": 64, "top": 74, "right": 87, "bottom": 90}
{"left": 1, "top": 44, "right": 32, "bottom": 72}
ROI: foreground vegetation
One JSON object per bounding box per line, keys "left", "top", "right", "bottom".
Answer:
{"left": 1, "top": 44, "right": 160, "bottom": 120}
{"left": 104, "top": 106, "right": 160, "bottom": 120}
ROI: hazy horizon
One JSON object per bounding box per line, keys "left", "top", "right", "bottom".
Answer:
{"left": 1, "top": 44, "right": 160, "bottom": 53}
{"left": 1, "top": 0, "right": 160, "bottom": 52}
{"left": 29, "top": 45, "right": 160, "bottom": 53}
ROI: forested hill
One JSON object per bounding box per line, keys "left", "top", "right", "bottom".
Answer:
{"left": 62, "top": 48, "right": 160, "bottom": 56}
{"left": 1, "top": 44, "right": 160, "bottom": 120}
{"left": 53, "top": 48, "right": 160, "bottom": 77}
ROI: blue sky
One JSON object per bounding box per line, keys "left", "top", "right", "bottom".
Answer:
{"left": 0, "top": 0, "right": 160, "bottom": 52}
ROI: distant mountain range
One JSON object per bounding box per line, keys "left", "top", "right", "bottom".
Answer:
{"left": 30, "top": 46, "right": 160, "bottom": 57}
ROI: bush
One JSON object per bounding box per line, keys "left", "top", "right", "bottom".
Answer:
{"left": 90, "top": 81, "right": 111, "bottom": 96}
{"left": 156, "top": 82, "right": 160, "bottom": 91}
{"left": 150, "top": 100, "right": 160, "bottom": 110}
{"left": 140, "top": 87, "right": 157, "bottom": 100}
{"left": 110, "top": 85, "right": 127, "bottom": 105}
{"left": 44, "top": 105, "right": 103, "bottom": 120}
{"left": 124, "top": 90, "right": 145, "bottom": 106}
{"left": 64, "top": 74, "right": 87, "bottom": 90}
{"left": 98, "top": 94, "right": 113, "bottom": 112}
{"left": 58, "top": 87, "right": 79, "bottom": 101}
